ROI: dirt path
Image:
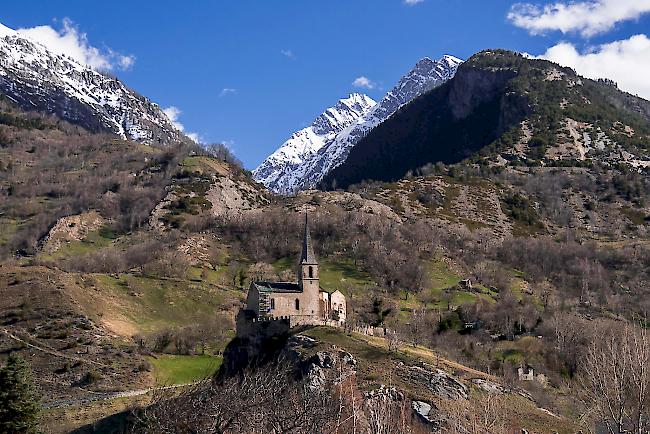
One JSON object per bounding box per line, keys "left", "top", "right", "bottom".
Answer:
{"left": 354, "top": 333, "right": 497, "bottom": 381}
{"left": 1, "top": 327, "right": 200, "bottom": 410}
{"left": 41, "top": 382, "right": 198, "bottom": 409}
{"left": 1, "top": 327, "right": 109, "bottom": 368}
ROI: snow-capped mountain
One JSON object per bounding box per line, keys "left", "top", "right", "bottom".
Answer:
{"left": 254, "top": 55, "right": 463, "bottom": 195}
{"left": 0, "top": 22, "right": 188, "bottom": 145}
{"left": 252, "top": 93, "right": 376, "bottom": 189}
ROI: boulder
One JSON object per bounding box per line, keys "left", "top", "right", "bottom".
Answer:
{"left": 289, "top": 334, "right": 318, "bottom": 349}
{"left": 412, "top": 400, "right": 435, "bottom": 423}
{"left": 401, "top": 364, "right": 468, "bottom": 400}
{"left": 307, "top": 364, "right": 326, "bottom": 391}
{"left": 312, "top": 351, "right": 335, "bottom": 368}
{"left": 471, "top": 378, "right": 504, "bottom": 394}
{"left": 339, "top": 350, "right": 357, "bottom": 366}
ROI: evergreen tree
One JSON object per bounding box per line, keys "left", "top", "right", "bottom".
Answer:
{"left": 0, "top": 354, "right": 41, "bottom": 433}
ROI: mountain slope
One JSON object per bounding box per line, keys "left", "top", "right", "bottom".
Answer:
{"left": 252, "top": 93, "right": 376, "bottom": 191}
{"left": 255, "top": 55, "right": 462, "bottom": 195}
{"left": 0, "top": 22, "right": 188, "bottom": 145}
{"left": 323, "top": 50, "right": 650, "bottom": 189}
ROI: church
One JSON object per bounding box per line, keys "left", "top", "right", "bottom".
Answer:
{"left": 244, "top": 214, "right": 346, "bottom": 326}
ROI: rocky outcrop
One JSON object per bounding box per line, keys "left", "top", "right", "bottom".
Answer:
{"left": 471, "top": 378, "right": 504, "bottom": 394}
{"left": 205, "top": 175, "right": 266, "bottom": 216}
{"left": 399, "top": 363, "right": 468, "bottom": 400}
{"left": 412, "top": 400, "right": 444, "bottom": 429}
{"left": 41, "top": 211, "right": 104, "bottom": 253}
{"left": 364, "top": 384, "right": 404, "bottom": 401}
{"left": 304, "top": 347, "right": 358, "bottom": 391}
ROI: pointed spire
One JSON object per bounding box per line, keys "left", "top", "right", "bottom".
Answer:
{"left": 300, "top": 212, "right": 317, "bottom": 264}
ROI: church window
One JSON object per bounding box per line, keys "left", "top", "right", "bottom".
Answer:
{"left": 308, "top": 266, "right": 314, "bottom": 278}
{"left": 295, "top": 298, "right": 300, "bottom": 310}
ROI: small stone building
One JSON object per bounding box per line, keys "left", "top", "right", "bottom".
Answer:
{"left": 245, "top": 214, "right": 346, "bottom": 326}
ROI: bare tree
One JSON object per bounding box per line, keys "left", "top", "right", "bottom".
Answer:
{"left": 131, "top": 355, "right": 337, "bottom": 433}
{"left": 580, "top": 322, "right": 650, "bottom": 434}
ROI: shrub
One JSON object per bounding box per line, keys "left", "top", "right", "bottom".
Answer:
{"left": 82, "top": 371, "right": 103, "bottom": 385}
{"left": 137, "top": 361, "right": 152, "bottom": 372}
{"left": 0, "top": 354, "right": 41, "bottom": 433}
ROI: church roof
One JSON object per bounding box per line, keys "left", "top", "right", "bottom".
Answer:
{"left": 300, "top": 213, "right": 317, "bottom": 264}
{"left": 253, "top": 281, "right": 302, "bottom": 293}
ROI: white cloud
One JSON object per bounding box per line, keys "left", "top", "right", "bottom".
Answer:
{"left": 403, "top": 0, "right": 424, "bottom": 5}
{"left": 162, "top": 106, "right": 183, "bottom": 130}
{"left": 537, "top": 34, "right": 650, "bottom": 99}
{"left": 17, "top": 18, "right": 135, "bottom": 71}
{"left": 352, "top": 76, "right": 375, "bottom": 90}
{"left": 280, "top": 49, "right": 295, "bottom": 59}
{"left": 186, "top": 132, "right": 202, "bottom": 143}
{"left": 163, "top": 106, "right": 201, "bottom": 143}
{"left": 508, "top": 0, "right": 650, "bottom": 37}
{"left": 219, "top": 88, "right": 237, "bottom": 97}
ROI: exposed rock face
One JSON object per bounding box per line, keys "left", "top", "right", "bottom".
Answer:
{"left": 471, "top": 378, "right": 504, "bottom": 394}
{"left": 364, "top": 384, "right": 404, "bottom": 401}
{"left": 448, "top": 66, "right": 519, "bottom": 121}
{"left": 41, "top": 211, "right": 104, "bottom": 253}
{"left": 304, "top": 347, "right": 358, "bottom": 391}
{"left": 290, "top": 334, "right": 318, "bottom": 349}
{"left": 340, "top": 350, "right": 357, "bottom": 366}
{"left": 205, "top": 175, "right": 266, "bottom": 216}
{"left": 311, "top": 351, "right": 335, "bottom": 369}
{"left": 399, "top": 363, "right": 468, "bottom": 400}
{"left": 252, "top": 94, "right": 376, "bottom": 194}
{"left": 307, "top": 363, "right": 327, "bottom": 391}
{"left": 255, "top": 56, "right": 462, "bottom": 195}
{"left": 412, "top": 400, "right": 443, "bottom": 428}
{"left": 0, "top": 23, "right": 189, "bottom": 145}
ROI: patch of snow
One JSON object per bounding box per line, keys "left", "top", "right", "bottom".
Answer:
{"left": 0, "top": 21, "right": 185, "bottom": 144}
{"left": 255, "top": 55, "right": 463, "bottom": 194}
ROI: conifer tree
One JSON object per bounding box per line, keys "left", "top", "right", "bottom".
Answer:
{"left": 0, "top": 354, "right": 41, "bottom": 433}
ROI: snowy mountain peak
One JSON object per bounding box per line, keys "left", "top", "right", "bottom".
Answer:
{"left": 441, "top": 54, "right": 463, "bottom": 66}
{"left": 251, "top": 93, "right": 376, "bottom": 188}
{"left": 0, "top": 23, "right": 17, "bottom": 38}
{"left": 254, "top": 54, "right": 463, "bottom": 195}
{"left": 0, "top": 22, "right": 188, "bottom": 145}
{"left": 312, "top": 93, "right": 376, "bottom": 135}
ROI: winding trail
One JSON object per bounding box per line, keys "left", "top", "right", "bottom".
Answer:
{"left": 41, "top": 382, "right": 198, "bottom": 409}
{"left": 2, "top": 326, "right": 199, "bottom": 409}
{"left": 353, "top": 332, "right": 497, "bottom": 381}
{"left": 0, "top": 327, "right": 109, "bottom": 368}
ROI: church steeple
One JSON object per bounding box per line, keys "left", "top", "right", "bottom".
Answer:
{"left": 300, "top": 213, "right": 317, "bottom": 264}
{"left": 299, "top": 213, "right": 319, "bottom": 293}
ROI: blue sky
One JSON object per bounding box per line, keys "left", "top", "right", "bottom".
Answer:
{"left": 3, "top": 0, "right": 650, "bottom": 169}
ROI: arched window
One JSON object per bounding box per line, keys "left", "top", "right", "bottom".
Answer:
{"left": 295, "top": 298, "right": 300, "bottom": 310}
{"left": 270, "top": 298, "right": 275, "bottom": 310}
{"left": 308, "top": 266, "right": 314, "bottom": 278}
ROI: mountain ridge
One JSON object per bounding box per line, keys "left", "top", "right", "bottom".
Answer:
{"left": 254, "top": 54, "right": 462, "bottom": 195}
{"left": 252, "top": 93, "right": 376, "bottom": 190}
{"left": 322, "top": 50, "right": 650, "bottom": 190}
{"left": 0, "top": 22, "right": 189, "bottom": 146}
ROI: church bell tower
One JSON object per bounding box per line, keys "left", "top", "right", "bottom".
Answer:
{"left": 299, "top": 213, "right": 319, "bottom": 297}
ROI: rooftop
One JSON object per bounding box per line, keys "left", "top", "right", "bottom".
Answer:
{"left": 253, "top": 281, "right": 302, "bottom": 293}
{"left": 300, "top": 213, "right": 317, "bottom": 264}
